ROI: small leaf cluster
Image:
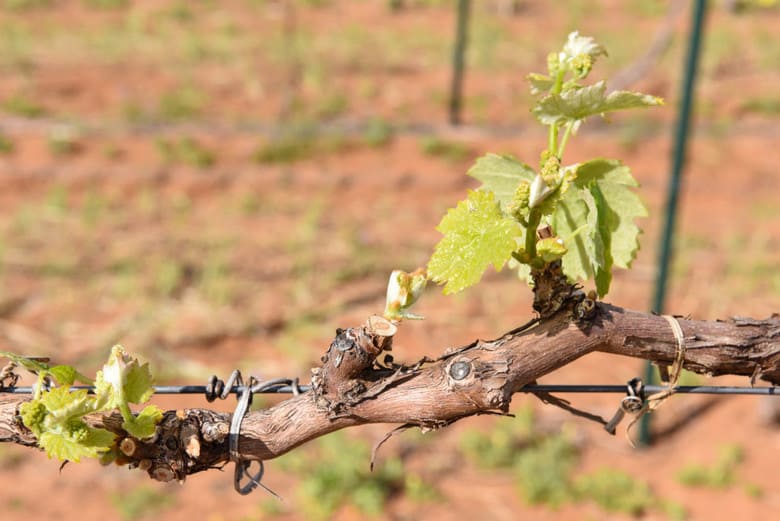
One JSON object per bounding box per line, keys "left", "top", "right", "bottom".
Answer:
{"left": 428, "top": 32, "right": 661, "bottom": 297}
{"left": 5, "top": 345, "right": 161, "bottom": 462}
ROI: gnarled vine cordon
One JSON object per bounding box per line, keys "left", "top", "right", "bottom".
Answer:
{"left": 1, "top": 303, "right": 778, "bottom": 486}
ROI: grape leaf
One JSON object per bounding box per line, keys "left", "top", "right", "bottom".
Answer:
{"left": 0, "top": 351, "right": 92, "bottom": 385}
{"left": 123, "top": 405, "right": 163, "bottom": 441}
{"left": 467, "top": 153, "right": 536, "bottom": 210}
{"left": 533, "top": 81, "right": 662, "bottom": 127}
{"left": 39, "top": 386, "right": 95, "bottom": 423}
{"left": 552, "top": 185, "right": 603, "bottom": 283}
{"left": 48, "top": 365, "right": 93, "bottom": 386}
{"left": 552, "top": 159, "right": 646, "bottom": 296}
{"left": 38, "top": 425, "right": 113, "bottom": 463}
{"left": 573, "top": 159, "right": 647, "bottom": 270}
{"left": 527, "top": 73, "right": 554, "bottom": 95}
{"left": 94, "top": 345, "right": 155, "bottom": 409}
{"left": 123, "top": 360, "right": 156, "bottom": 404}
{"left": 428, "top": 190, "right": 523, "bottom": 294}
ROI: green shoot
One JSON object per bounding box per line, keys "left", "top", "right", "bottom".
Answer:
{"left": 428, "top": 32, "right": 662, "bottom": 298}
{"left": 3, "top": 346, "right": 161, "bottom": 462}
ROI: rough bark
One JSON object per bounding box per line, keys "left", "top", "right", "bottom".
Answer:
{"left": 1, "top": 303, "right": 778, "bottom": 484}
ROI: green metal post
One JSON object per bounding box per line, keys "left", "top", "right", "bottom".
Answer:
{"left": 639, "top": 0, "right": 709, "bottom": 447}
{"left": 449, "top": 0, "right": 470, "bottom": 125}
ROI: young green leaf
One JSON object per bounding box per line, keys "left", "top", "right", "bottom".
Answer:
{"left": 533, "top": 81, "right": 662, "bottom": 127}
{"left": 552, "top": 159, "right": 646, "bottom": 296}
{"left": 552, "top": 185, "right": 604, "bottom": 283}
{"left": 467, "top": 153, "right": 536, "bottom": 210}
{"left": 526, "top": 73, "right": 554, "bottom": 96}
{"left": 0, "top": 351, "right": 92, "bottom": 386}
{"left": 39, "top": 386, "right": 95, "bottom": 423}
{"left": 94, "top": 345, "right": 156, "bottom": 409}
{"left": 561, "top": 31, "right": 607, "bottom": 64}
{"left": 122, "top": 405, "right": 163, "bottom": 441}
{"left": 38, "top": 424, "right": 114, "bottom": 463}
{"left": 428, "top": 190, "right": 523, "bottom": 294}
{"left": 572, "top": 159, "right": 647, "bottom": 270}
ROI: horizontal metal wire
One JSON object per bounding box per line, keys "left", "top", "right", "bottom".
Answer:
{"left": 1, "top": 384, "right": 777, "bottom": 396}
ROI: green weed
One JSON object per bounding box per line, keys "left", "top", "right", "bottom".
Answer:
{"left": 198, "top": 256, "right": 235, "bottom": 305}
{"left": 158, "top": 86, "right": 206, "bottom": 120}
{"left": 660, "top": 499, "right": 689, "bottom": 521}
{"left": 3, "top": 0, "right": 53, "bottom": 11}
{"left": 514, "top": 432, "right": 578, "bottom": 507}
{"left": 83, "top": 0, "right": 128, "bottom": 8}
{"left": 164, "top": 1, "right": 195, "bottom": 23}
{"left": 81, "top": 190, "right": 108, "bottom": 227}
{"left": 155, "top": 259, "right": 184, "bottom": 297}
{"left": 740, "top": 96, "right": 780, "bottom": 116}
{"left": 156, "top": 137, "right": 215, "bottom": 168}
{"left": 459, "top": 408, "right": 578, "bottom": 507}
{"left": 404, "top": 473, "right": 442, "bottom": 503}
{"left": 363, "top": 117, "right": 394, "bottom": 147}
{"left": 2, "top": 93, "right": 46, "bottom": 118}
{"left": 459, "top": 406, "right": 536, "bottom": 469}
{"left": 45, "top": 184, "right": 69, "bottom": 215}
{"left": 253, "top": 128, "right": 349, "bottom": 164}
{"left": 315, "top": 93, "right": 349, "bottom": 119}
{"left": 0, "top": 133, "right": 14, "bottom": 154}
{"left": 574, "top": 468, "right": 655, "bottom": 516}
{"left": 110, "top": 485, "right": 175, "bottom": 521}
{"left": 278, "top": 432, "right": 408, "bottom": 521}
{"left": 253, "top": 137, "right": 315, "bottom": 164}
{"left": 239, "top": 193, "right": 263, "bottom": 216}
{"left": 677, "top": 443, "right": 744, "bottom": 489}
{"left": 419, "top": 136, "right": 470, "bottom": 162}
{"left": 459, "top": 407, "right": 679, "bottom": 515}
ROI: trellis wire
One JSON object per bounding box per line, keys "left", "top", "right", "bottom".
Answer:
{"left": 2, "top": 384, "right": 777, "bottom": 396}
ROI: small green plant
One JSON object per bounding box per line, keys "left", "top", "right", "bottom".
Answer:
{"left": 315, "top": 93, "right": 349, "bottom": 119}
{"left": 574, "top": 468, "right": 655, "bottom": 516}
{"left": 278, "top": 432, "right": 408, "bottom": 521}
{"left": 2, "top": 92, "right": 46, "bottom": 118}
{"left": 677, "top": 443, "right": 745, "bottom": 489}
{"left": 458, "top": 407, "right": 579, "bottom": 508}
{"left": 156, "top": 137, "right": 215, "bottom": 168}
{"left": 514, "top": 431, "right": 579, "bottom": 507}
{"left": 253, "top": 127, "right": 350, "bottom": 164}
{"left": 254, "top": 140, "right": 310, "bottom": 164}
{"left": 420, "top": 136, "right": 470, "bottom": 162}
{"left": 404, "top": 473, "right": 442, "bottom": 503}
{"left": 363, "top": 117, "right": 394, "bottom": 147}
{"left": 0, "top": 133, "right": 14, "bottom": 154}
{"left": 3, "top": 0, "right": 53, "bottom": 11}
{"left": 110, "top": 485, "right": 175, "bottom": 520}
{"left": 427, "top": 32, "right": 661, "bottom": 298}
{"left": 158, "top": 86, "right": 206, "bottom": 121}
{"left": 83, "top": 0, "right": 128, "bottom": 8}
{"left": 740, "top": 96, "right": 780, "bottom": 115}
{"left": 459, "top": 405, "right": 536, "bottom": 469}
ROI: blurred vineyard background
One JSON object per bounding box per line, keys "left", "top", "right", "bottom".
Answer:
{"left": 0, "top": 1, "right": 779, "bottom": 520}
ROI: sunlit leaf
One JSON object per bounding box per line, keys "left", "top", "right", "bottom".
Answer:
{"left": 551, "top": 159, "right": 646, "bottom": 296}
{"left": 428, "top": 190, "right": 523, "bottom": 294}
{"left": 467, "top": 153, "right": 536, "bottom": 210}
{"left": 123, "top": 405, "right": 163, "bottom": 441}
{"left": 533, "top": 81, "right": 662, "bottom": 127}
